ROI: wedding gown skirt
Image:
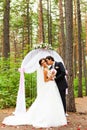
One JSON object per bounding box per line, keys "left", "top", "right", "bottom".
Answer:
{"left": 2, "top": 80, "right": 67, "bottom": 128}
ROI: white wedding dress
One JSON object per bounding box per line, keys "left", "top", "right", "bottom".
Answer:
{"left": 2, "top": 67, "right": 67, "bottom": 128}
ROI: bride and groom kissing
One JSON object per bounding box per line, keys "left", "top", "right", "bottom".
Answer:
{"left": 2, "top": 55, "right": 68, "bottom": 128}
{"left": 40, "top": 56, "right": 68, "bottom": 114}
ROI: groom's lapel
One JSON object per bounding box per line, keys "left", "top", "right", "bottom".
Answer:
{"left": 54, "top": 62, "right": 60, "bottom": 70}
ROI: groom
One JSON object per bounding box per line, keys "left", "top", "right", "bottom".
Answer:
{"left": 46, "top": 56, "right": 68, "bottom": 114}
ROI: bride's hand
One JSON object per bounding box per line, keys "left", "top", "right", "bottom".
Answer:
{"left": 48, "top": 76, "right": 54, "bottom": 80}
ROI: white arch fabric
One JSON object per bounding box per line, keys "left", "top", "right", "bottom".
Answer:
{"left": 14, "top": 49, "right": 64, "bottom": 115}
{"left": 21, "top": 49, "right": 64, "bottom": 73}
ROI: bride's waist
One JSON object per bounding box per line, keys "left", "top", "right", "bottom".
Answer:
{"left": 44, "top": 80, "right": 56, "bottom": 86}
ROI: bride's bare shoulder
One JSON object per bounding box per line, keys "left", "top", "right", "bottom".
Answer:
{"left": 44, "top": 68, "right": 48, "bottom": 72}
{"left": 43, "top": 68, "right": 48, "bottom": 76}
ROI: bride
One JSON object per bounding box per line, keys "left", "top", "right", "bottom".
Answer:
{"left": 2, "top": 58, "right": 67, "bottom": 128}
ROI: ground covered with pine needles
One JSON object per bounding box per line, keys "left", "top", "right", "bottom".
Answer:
{"left": 0, "top": 97, "right": 87, "bottom": 130}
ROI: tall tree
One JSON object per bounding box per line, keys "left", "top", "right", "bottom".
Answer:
{"left": 47, "top": 0, "right": 52, "bottom": 45}
{"left": 26, "top": 0, "right": 30, "bottom": 51}
{"left": 73, "top": 0, "right": 78, "bottom": 78}
{"left": 77, "top": 0, "right": 82, "bottom": 97}
{"left": 65, "top": 0, "right": 76, "bottom": 112}
{"left": 59, "top": 0, "right": 66, "bottom": 62}
{"left": 82, "top": 40, "right": 87, "bottom": 96}
{"left": 3, "top": 0, "right": 10, "bottom": 58}
{"left": 84, "top": 14, "right": 87, "bottom": 95}
{"left": 38, "top": 0, "right": 44, "bottom": 43}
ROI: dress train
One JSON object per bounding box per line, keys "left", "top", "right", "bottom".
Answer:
{"left": 2, "top": 68, "right": 67, "bottom": 128}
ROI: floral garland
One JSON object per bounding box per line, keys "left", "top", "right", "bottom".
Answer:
{"left": 33, "top": 42, "right": 53, "bottom": 50}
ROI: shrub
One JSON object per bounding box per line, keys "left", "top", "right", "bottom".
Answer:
{"left": 0, "top": 58, "right": 37, "bottom": 109}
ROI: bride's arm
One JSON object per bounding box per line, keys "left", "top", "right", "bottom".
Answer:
{"left": 43, "top": 69, "right": 52, "bottom": 82}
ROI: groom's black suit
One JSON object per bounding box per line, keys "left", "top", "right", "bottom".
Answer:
{"left": 51, "top": 61, "right": 68, "bottom": 113}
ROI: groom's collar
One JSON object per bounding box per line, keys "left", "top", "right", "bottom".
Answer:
{"left": 53, "top": 61, "right": 55, "bottom": 66}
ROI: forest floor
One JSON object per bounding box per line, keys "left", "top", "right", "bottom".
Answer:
{"left": 0, "top": 97, "right": 87, "bottom": 130}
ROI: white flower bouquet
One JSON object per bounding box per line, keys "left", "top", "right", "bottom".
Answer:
{"left": 48, "top": 68, "right": 57, "bottom": 80}
{"left": 33, "top": 42, "right": 53, "bottom": 50}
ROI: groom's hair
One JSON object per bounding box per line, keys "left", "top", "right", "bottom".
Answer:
{"left": 46, "top": 56, "right": 54, "bottom": 61}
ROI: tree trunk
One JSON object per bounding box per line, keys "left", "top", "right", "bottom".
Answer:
{"left": 65, "top": 0, "right": 76, "bottom": 112}
{"left": 38, "top": 0, "right": 45, "bottom": 43}
{"left": 77, "top": 0, "right": 82, "bottom": 97}
{"left": 47, "top": 0, "right": 52, "bottom": 45}
{"left": 85, "top": 14, "right": 87, "bottom": 95}
{"left": 73, "top": 0, "right": 78, "bottom": 78}
{"left": 59, "top": 0, "right": 66, "bottom": 63}
{"left": 3, "top": 0, "right": 10, "bottom": 58}
{"left": 82, "top": 40, "right": 87, "bottom": 96}
{"left": 26, "top": 0, "right": 30, "bottom": 51}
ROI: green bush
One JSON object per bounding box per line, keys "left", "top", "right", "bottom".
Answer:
{"left": 74, "top": 77, "right": 86, "bottom": 97}
{"left": 0, "top": 58, "right": 37, "bottom": 109}
{"left": 74, "top": 77, "right": 78, "bottom": 97}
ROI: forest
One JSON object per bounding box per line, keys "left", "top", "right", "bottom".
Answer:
{"left": 0, "top": 0, "right": 87, "bottom": 113}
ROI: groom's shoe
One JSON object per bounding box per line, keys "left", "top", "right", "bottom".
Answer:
{"left": 66, "top": 113, "right": 69, "bottom": 117}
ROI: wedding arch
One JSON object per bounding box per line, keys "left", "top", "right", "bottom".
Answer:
{"left": 14, "top": 48, "right": 64, "bottom": 115}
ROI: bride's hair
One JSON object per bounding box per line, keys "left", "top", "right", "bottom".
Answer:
{"left": 39, "top": 58, "right": 46, "bottom": 66}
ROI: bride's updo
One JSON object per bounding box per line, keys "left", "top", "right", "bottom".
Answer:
{"left": 39, "top": 58, "right": 46, "bottom": 66}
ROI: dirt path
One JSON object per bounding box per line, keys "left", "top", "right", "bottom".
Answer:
{"left": 0, "top": 97, "right": 87, "bottom": 130}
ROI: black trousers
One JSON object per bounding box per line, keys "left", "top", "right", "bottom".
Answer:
{"left": 59, "top": 89, "right": 66, "bottom": 113}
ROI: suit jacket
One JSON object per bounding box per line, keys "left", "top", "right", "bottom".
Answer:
{"left": 53, "top": 61, "right": 68, "bottom": 91}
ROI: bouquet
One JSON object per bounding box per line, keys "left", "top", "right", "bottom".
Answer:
{"left": 48, "top": 68, "right": 57, "bottom": 80}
